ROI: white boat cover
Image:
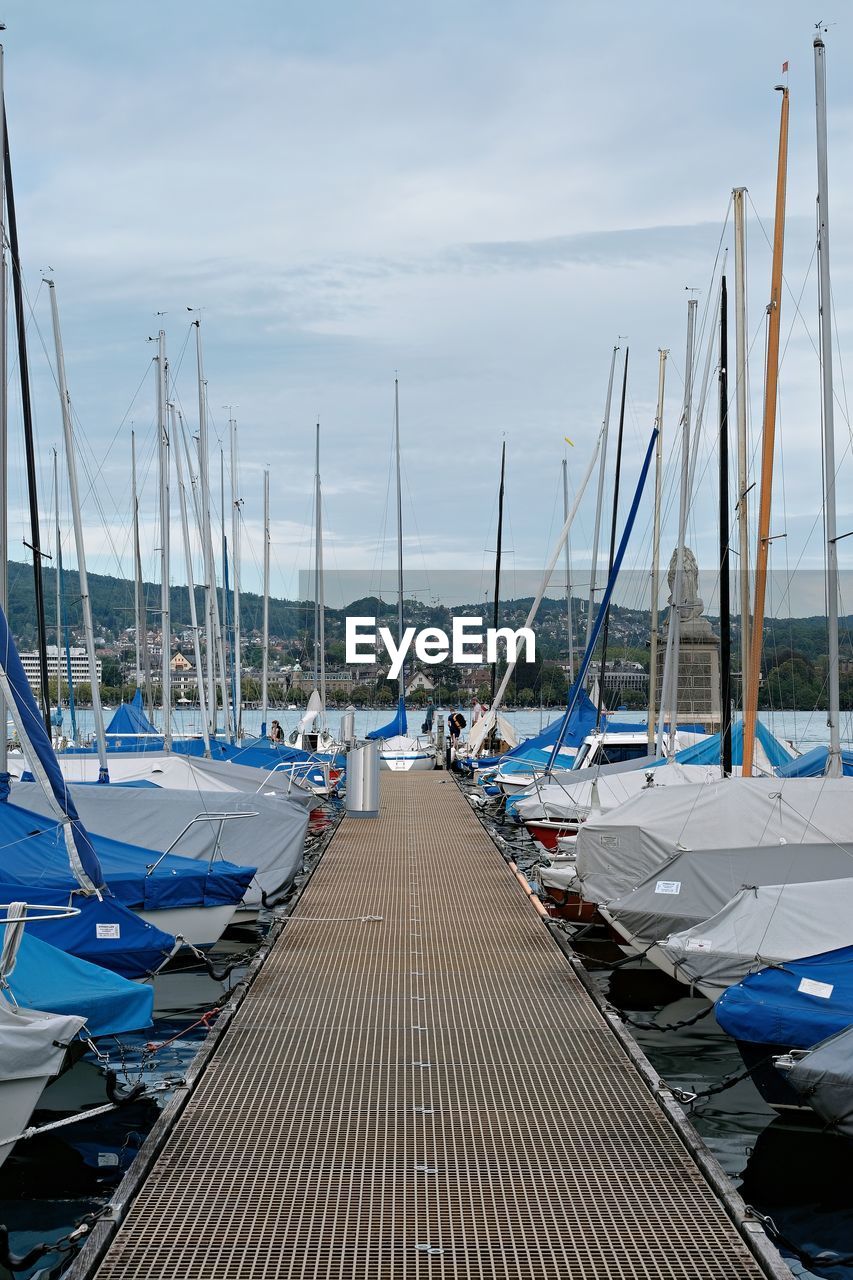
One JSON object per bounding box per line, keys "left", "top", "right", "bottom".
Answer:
{"left": 297, "top": 690, "right": 324, "bottom": 733}
{"left": 658, "top": 876, "right": 853, "bottom": 999}
{"left": 464, "top": 714, "right": 519, "bottom": 756}
{"left": 575, "top": 777, "right": 853, "bottom": 908}
{"left": 603, "top": 842, "right": 853, "bottom": 948}
{"left": 10, "top": 752, "right": 316, "bottom": 808}
{"left": 13, "top": 781, "right": 309, "bottom": 908}
{"left": 514, "top": 762, "right": 713, "bottom": 823}
{"left": 0, "top": 996, "right": 85, "bottom": 1085}
{"left": 781, "top": 1024, "right": 853, "bottom": 1135}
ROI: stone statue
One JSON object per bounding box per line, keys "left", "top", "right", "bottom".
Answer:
{"left": 667, "top": 546, "right": 703, "bottom": 621}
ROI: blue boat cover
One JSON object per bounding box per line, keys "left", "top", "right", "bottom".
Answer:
{"left": 367, "top": 695, "right": 408, "bottom": 740}
{"left": 501, "top": 688, "right": 600, "bottom": 765}
{"left": 716, "top": 945, "right": 853, "bottom": 1049}
{"left": 7, "top": 932, "right": 153, "bottom": 1037}
{"left": 672, "top": 719, "right": 794, "bottom": 770}
{"left": 0, "top": 801, "right": 254, "bottom": 912}
{"left": 775, "top": 744, "right": 853, "bottom": 777}
{"left": 106, "top": 690, "right": 160, "bottom": 736}
{"left": 0, "top": 601, "right": 104, "bottom": 887}
{"left": 7, "top": 892, "right": 174, "bottom": 978}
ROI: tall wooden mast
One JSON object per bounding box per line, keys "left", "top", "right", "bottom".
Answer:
{"left": 742, "top": 83, "right": 789, "bottom": 776}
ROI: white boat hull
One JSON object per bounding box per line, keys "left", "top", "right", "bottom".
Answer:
{"left": 379, "top": 751, "right": 435, "bottom": 772}
{"left": 137, "top": 904, "right": 237, "bottom": 948}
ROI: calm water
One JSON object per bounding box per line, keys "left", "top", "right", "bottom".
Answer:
{"left": 4, "top": 706, "right": 849, "bottom": 1276}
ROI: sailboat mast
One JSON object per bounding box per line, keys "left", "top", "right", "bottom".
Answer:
{"left": 131, "top": 431, "right": 142, "bottom": 688}
{"left": 316, "top": 425, "right": 326, "bottom": 718}
{"left": 587, "top": 345, "right": 618, "bottom": 647}
{"left": 595, "top": 347, "right": 629, "bottom": 729}
{"left": 491, "top": 440, "right": 506, "bottom": 704}
{"left": 647, "top": 348, "right": 668, "bottom": 751}
{"left": 562, "top": 457, "right": 574, "bottom": 686}
{"left": 394, "top": 377, "right": 404, "bottom": 699}
{"left": 53, "top": 448, "right": 62, "bottom": 725}
{"left": 230, "top": 415, "right": 242, "bottom": 738}
{"left": 194, "top": 319, "right": 217, "bottom": 736}
{"left": 0, "top": 46, "right": 7, "bottom": 780}
{"left": 814, "top": 34, "right": 841, "bottom": 776}
{"left": 262, "top": 468, "right": 270, "bottom": 737}
{"left": 47, "top": 280, "right": 109, "bottom": 778}
{"left": 733, "top": 187, "right": 751, "bottom": 712}
{"left": 719, "top": 276, "right": 733, "bottom": 775}
{"left": 4, "top": 104, "right": 49, "bottom": 730}
{"left": 157, "top": 332, "right": 172, "bottom": 750}
{"left": 742, "top": 84, "right": 789, "bottom": 777}
{"left": 173, "top": 407, "right": 210, "bottom": 757}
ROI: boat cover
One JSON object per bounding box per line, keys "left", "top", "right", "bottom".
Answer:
{"left": 105, "top": 690, "right": 159, "bottom": 736}
{"left": 6, "top": 932, "right": 153, "bottom": 1038}
{"left": 658, "top": 876, "right": 853, "bottom": 998}
{"left": 780, "top": 1023, "right": 853, "bottom": 1134}
{"left": 671, "top": 720, "right": 794, "bottom": 771}
{"left": 604, "top": 842, "right": 853, "bottom": 945}
{"left": 513, "top": 762, "right": 713, "bottom": 823}
{"left": 367, "top": 695, "right": 408, "bottom": 741}
{"left": 776, "top": 744, "right": 853, "bottom": 777}
{"left": 575, "top": 777, "right": 853, "bottom": 907}
{"left": 0, "top": 996, "right": 85, "bottom": 1085}
{"left": 15, "top": 781, "right": 307, "bottom": 908}
{"left": 716, "top": 945, "right": 853, "bottom": 1049}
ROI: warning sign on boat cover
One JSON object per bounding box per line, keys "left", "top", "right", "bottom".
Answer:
{"left": 654, "top": 880, "right": 681, "bottom": 895}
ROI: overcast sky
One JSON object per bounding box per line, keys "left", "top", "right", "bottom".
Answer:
{"left": 4, "top": 1, "right": 853, "bottom": 620}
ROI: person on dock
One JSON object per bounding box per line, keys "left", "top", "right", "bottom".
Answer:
{"left": 448, "top": 709, "right": 466, "bottom": 744}
{"left": 269, "top": 719, "right": 284, "bottom": 743}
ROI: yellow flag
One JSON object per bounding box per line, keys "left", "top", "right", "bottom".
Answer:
{"left": 564, "top": 435, "right": 574, "bottom": 447}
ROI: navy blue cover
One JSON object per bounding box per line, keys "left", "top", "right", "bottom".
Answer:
{"left": 106, "top": 689, "right": 160, "bottom": 736}
{"left": 9, "top": 893, "right": 174, "bottom": 978}
{"left": 0, "top": 801, "right": 254, "bottom": 911}
{"left": 716, "top": 946, "right": 853, "bottom": 1048}
{"left": 367, "top": 695, "right": 408, "bottom": 741}
{"left": 7, "top": 931, "right": 153, "bottom": 1036}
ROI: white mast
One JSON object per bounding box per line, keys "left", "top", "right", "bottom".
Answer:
{"left": 814, "top": 32, "right": 842, "bottom": 776}
{"left": 157, "top": 330, "right": 172, "bottom": 750}
{"left": 46, "top": 280, "right": 109, "bottom": 779}
{"left": 194, "top": 319, "right": 217, "bottom": 736}
{"left": 229, "top": 413, "right": 242, "bottom": 738}
{"left": 733, "top": 187, "right": 751, "bottom": 712}
{"left": 173, "top": 406, "right": 210, "bottom": 757}
{"left": 394, "top": 380, "right": 404, "bottom": 701}
{"left": 657, "top": 297, "right": 697, "bottom": 754}
{"left": 586, "top": 345, "right": 618, "bottom": 646}
{"left": 562, "top": 458, "right": 574, "bottom": 683}
{"left": 131, "top": 431, "right": 142, "bottom": 688}
{"left": 53, "top": 447, "right": 62, "bottom": 729}
{"left": 647, "top": 348, "right": 668, "bottom": 751}
{"left": 262, "top": 467, "right": 270, "bottom": 736}
{"left": 315, "top": 422, "right": 326, "bottom": 718}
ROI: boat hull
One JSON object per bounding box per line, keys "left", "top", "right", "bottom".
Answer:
{"left": 137, "top": 904, "right": 237, "bottom": 948}
{"left": 379, "top": 751, "right": 435, "bottom": 773}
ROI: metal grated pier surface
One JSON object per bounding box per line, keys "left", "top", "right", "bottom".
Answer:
{"left": 93, "top": 772, "right": 772, "bottom": 1278}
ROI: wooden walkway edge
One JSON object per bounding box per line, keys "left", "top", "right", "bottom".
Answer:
{"left": 80, "top": 772, "right": 791, "bottom": 1278}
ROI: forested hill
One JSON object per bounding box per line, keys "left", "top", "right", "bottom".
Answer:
{"left": 4, "top": 560, "right": 850, "bottom": 670}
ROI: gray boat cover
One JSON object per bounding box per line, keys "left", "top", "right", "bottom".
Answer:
{"left": 658, "top": 876, "right": 853, "bottom": 999}
{"left": 603, "top": 842, "right": 853, "bottom": 948}
{"left": 780, "top": 1024, "right": 853, "bottom": 1135}
{"left": 514, "top": 762, "right": 710, "bottom": 823}
{"left": 13, "top": 781, "right": 309, "bottom": 908}
{"left": 575, "top": 777, "right": 853, "bottom": 907}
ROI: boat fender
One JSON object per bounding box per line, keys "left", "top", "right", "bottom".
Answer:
{"left": 105, "top": 1068, "right": 147, "bottom": 1107}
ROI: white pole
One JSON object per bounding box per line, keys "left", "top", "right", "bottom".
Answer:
{"left": 53, "top": 448, "right": 62, "bottom": 728}
{"left": 473, "top": 430, "right": 603, "bottom": 751}
{"left": 173, "top": 406, "right": 210, "bottom": 757}
{"left": 733, "top": 187, "right": 751, "bottom": 712}
{"left": 46, "top": 280, "right": 109, "bottom": 777}
{"left": 647, "top": 348, "right": 668, "bottom": 750}
{"left": 815, "top": 33, "right": 842, "bottom": 776}
{"left": 229, "top": 415, "right": 242, "bottom": 737}
{"left": 157, "top": 333, "right": 172, "bottom": 749}
{"left": 562, "top": 458, "right": 574, "bottom": 684}
{"left": 586, "top": 345, "right": 618, "bottom": 646}
{"left": 194, "top": 320, "right": 217, "bottom": 736}
{"left": 316, "top": 424, "right": 326, "bottom": 719}
{"left": 658, "top": 297, "right": 697, "bottom": 754}
{"left": 262, "top": 468, "right": 270, "bottom": 735}
{"left": 131, "top": 431, "right": 142, "bottom": 688}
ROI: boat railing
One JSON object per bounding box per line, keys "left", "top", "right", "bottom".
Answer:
{"left": 145, "top": 811, "right": 260, "bottom": 875}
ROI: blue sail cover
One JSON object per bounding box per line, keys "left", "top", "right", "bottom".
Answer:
{"left": 775, "top": 744, "right": 853, "bottom": 778}
{"left": 672, "top": 719, "right": 794, "bottom": 770}
{"left": 497, "top": 688, "right": 601, "bottom": 774}
{"left": 716, "top": 945, "right": 853, "bottom": 1049}
{"left": 367, "top": 695, "right": 408, "bottom": 741}
{"left": 6, "top": 892, "right": 173, "bottom": 979}
{"left": 0, "top": 601, "right": 104, "bottom": 886}
{"left": 106, "top": 689, "right": 159, "bottom": 736}
{"left": 7, "top": 932, "right": 153, "bottom": 1037}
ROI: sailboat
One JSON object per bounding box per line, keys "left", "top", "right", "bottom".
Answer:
{"left": 367, "top": 380, "right": 435, "bottom": 772}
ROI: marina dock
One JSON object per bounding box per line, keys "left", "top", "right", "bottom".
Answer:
{"left": 80, "top": 772, "right": 789, "bottom": 1278}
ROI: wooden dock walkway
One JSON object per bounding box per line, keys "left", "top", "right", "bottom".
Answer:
{"left": 88, "top": 772, "right": 788, "bottom": 1278}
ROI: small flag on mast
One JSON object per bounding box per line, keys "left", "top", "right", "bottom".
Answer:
{"left": 782, "top": 60, "right": 789, "bottom": 72}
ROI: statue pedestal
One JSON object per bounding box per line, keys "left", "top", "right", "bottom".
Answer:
{"left": 656, "top": 621, "right": 721, "bottom": 732}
